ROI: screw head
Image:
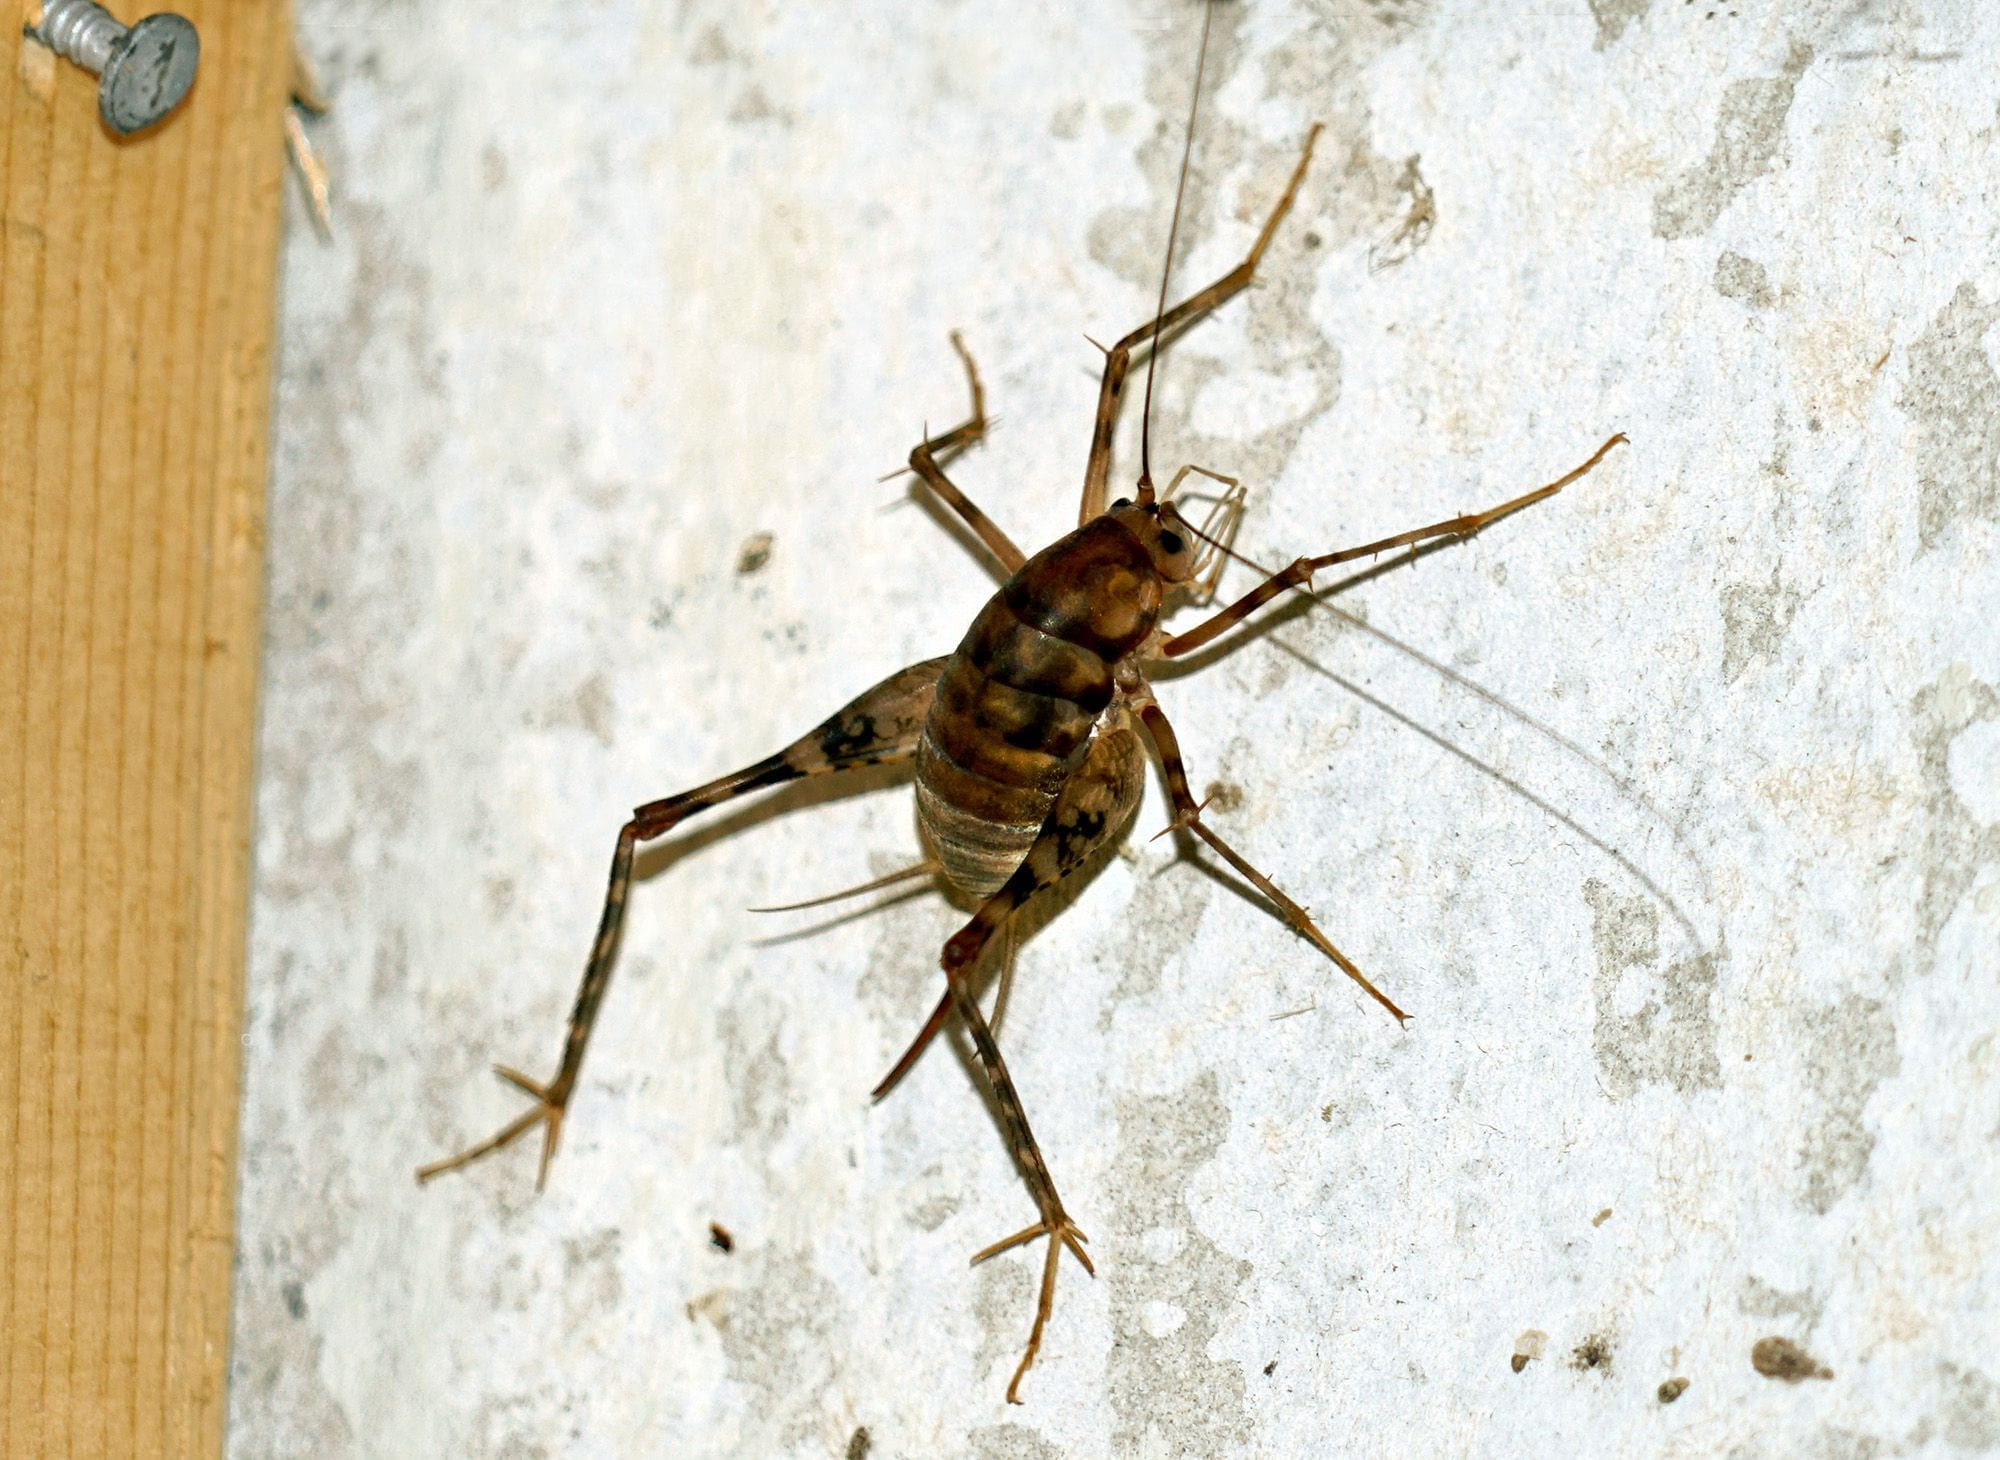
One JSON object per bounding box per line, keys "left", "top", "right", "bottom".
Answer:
{"left": 98, "top": 13, "right": 199, "bottom": 135}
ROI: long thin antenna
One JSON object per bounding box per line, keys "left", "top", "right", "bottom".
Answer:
{"left": 747, "top": 859, "right": 939, "bottom": 914}
{"left": 1137, "top": 1, "right": 1215, "bottom": 502}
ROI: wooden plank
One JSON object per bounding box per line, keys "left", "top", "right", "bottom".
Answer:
{"left": 1, "top": 3, "right": 290, "bottom": 1454}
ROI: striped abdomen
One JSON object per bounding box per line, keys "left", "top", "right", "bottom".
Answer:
{"left": 917, "top": 515, "right": 1165, "bottom": 897}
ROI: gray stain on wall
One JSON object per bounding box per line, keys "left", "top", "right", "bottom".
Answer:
{"left": 1719, "top": 565, "right": 1804, "bottom": 684}
{"left": 1910, "top": 665, "right": 2000, "bottom": 970}
{"left": 1106, "top": 1070, "right": 1253, "bottom": 1455}
{"left": 1739, "top": 1274, "right": 1823, "bottom": 1332}
{"left": 229, "top": 1229, "right": 357, "bottom": 1455}
{"left": 1654, "top": 42, "right": 1814, "bottom": 240}
{"left": 232, "top": 178, "right": 448, "bottom": 1455}
{"left": 1584, "top": 878, "right": 1721, "bottom": 1099}
{"left": 1899, "top": 283, "right": 2000, "bottom": 552}
{"left": 1589, "top": 0, "right": 1653, "bottom": 50}
{"left": 561, "top": 1227, "right": 625, "bottom": 1335}
{"left": 719, "top": 1002, "right": 795, "bottom": 1145}
{"left": 713, "top": 1247, "right": 847, "bottom": 1452}
{"left": 1714, "top": 251, "right": 1776, "bottom": 310}
{"left": 969, "top": 1423, "right": 1067, "bottom": 1460}
{"left": 1938, "top": 1361, "right": 2000, "bottom": 1451}
{"left": 1794, "top": 993, "right": 1899, "bottom": 1215}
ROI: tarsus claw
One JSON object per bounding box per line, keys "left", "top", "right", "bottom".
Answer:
{"left": 416, "top": 1064, "right": 567, "bottom": 1191}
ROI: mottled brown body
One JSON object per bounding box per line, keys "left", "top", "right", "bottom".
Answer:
{"left": 917, "top": 516, "right": 1164, "bottom": 897}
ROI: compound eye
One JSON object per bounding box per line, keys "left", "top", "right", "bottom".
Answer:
{"left": 1157, "top": 530, "right": 1185, "bottom": 555}
{"left": 1111, "top": 496, "right": 1133, "bottom": 511}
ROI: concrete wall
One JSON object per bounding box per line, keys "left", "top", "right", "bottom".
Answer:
{"left": 232, "top": 2, "right": 2000, "bottom": 1455}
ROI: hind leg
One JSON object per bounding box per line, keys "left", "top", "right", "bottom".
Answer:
{"left": 418, "top": 657, "right": 948, "bottom": 1189}
{"left": 946, "top": 954, "right": 1094, "bottom": 1405}
{"left": 902, "top": 721, "right": 1144, "bottom": 1401}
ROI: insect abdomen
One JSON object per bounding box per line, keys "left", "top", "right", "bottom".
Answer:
{"left": 917, "top": 517, "right": 1163, "bottom": 897}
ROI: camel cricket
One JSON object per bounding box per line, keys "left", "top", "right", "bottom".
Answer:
{"left": 419, "top": 8, "right": 1623, "bottom": 1404}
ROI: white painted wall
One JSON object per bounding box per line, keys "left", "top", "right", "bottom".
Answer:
{"left": 233, "top": 2, "right": 2000, "bottom": 1455}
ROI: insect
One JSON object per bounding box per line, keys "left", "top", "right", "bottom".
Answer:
{"left": 418, "top": 9, "right": 1623, "bottom": 1404}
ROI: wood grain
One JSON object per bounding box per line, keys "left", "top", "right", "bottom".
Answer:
{"left": 2, "top": 4, "right": 290, "bottom": 1454}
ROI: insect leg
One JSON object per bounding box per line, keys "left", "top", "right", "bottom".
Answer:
{"left": 946, "top": 943, "right": 1092, "bottom": 1405}
{"left": 955, "top": 962, "right": 1096, "bottom": 1404}
{"left": 417, "top": 656, "right": 949, "bottom": 1190}
{"left": 909, "top": 332, "right": 1027, "bottom": 572}
{"left": 872, "top": 723, "right": 1145, "bottom": 1100}
{"left": 1157, "top": 434, "right": 1627, "bottom": 657}
{"left": 1133, "top": 698, "right": 1408, "bottom": 1023}
{"left": 889, "top": 724, "right": 1142, "bottom": 1399}
{"left": 1077, "top": 126, "right": 1322, "bottom": 525}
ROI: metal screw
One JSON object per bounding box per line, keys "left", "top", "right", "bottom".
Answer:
{"left": 31, "top": 0, "right": 199, "bottom": 136}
